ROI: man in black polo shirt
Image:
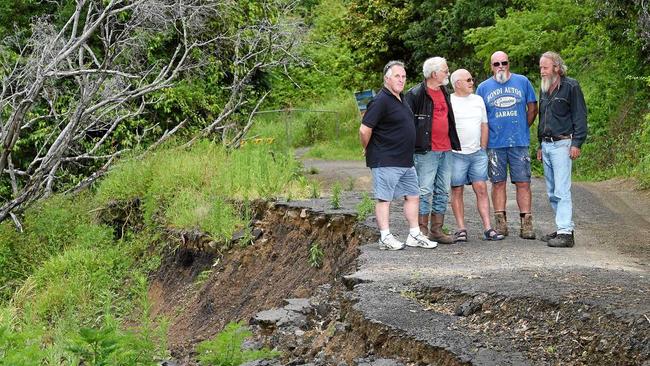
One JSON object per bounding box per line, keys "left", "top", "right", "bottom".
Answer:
{"left": 537, "top": 51, "right": 588, "bottom": 248}
{"left": 359, "top": 61, "right": 437, "bottom": 251}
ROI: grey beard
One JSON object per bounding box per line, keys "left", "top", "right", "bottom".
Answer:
{"left": 541, "top": 75, "right": 558, "bottom": 93}
{"left": 496, "top": 71, "right": 508, "bottom": 84}
{"left": 442, "top": 77, "right": 449, "bottom": 86}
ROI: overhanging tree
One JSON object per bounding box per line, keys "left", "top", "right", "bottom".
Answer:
{"left": 0, "top": 0, "right": 304, "bottom": 225}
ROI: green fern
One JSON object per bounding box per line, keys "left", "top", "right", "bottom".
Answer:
{"left": 67, "top": 327, "right": 119, "bottom": 366}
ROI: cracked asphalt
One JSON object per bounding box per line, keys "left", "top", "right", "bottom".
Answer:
{"left": 302, "top": 158, "right": 650, "bottom": 365}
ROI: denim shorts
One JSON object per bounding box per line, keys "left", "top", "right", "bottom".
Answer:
{"left": 487, "top": 147, "right": 532, "bottom": 183}
{"left": 371, "top": 166, "right": 419, "bottom": 201}
{"left": 451, "top": 149, "right": 488, "bottom": 186}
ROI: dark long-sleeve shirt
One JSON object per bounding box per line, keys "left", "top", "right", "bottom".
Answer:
{"left": 538, "top": 76, "right": 588, "bottom": 148}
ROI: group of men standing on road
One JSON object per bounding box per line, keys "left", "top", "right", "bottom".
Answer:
{"left": 359, "top": 51, "right": 588, "bottom": 250}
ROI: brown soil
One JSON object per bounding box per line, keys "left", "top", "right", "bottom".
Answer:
{"left": 147, "top": 200, "right": 375, "bottom": 363}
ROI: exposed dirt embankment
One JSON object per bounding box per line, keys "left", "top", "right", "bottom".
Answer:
{"left": 102, "top": 184, "right": 649, "bottom": 365}
{"left": 146, "top": 199, "right": 375, "bottom": 362}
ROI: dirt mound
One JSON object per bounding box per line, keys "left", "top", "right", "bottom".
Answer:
{"left": 147, "top": 200, "right": 375, "bottom": 362}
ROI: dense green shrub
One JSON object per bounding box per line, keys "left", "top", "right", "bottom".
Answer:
{"left": 265, "top": 0, "right": 363, "bottom": 105}
{"left": 403, "top": 0, "right": 528, "bottom": 77}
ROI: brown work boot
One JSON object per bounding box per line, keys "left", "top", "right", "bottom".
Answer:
{"left": 519, "top": 213, "right": 536, "bottom": 239}
{"left": 429, "top": 213, "right": 455, "bottom": 244}
{"left": 418, "top": 214, "right": 431, "bottom": 237}
{"left": 494, "top": 211, "right": 509, "bottom": 236}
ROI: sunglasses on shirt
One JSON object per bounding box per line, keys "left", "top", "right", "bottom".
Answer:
{"left": 492, "top": 61, "right": 509, "bottom": 67}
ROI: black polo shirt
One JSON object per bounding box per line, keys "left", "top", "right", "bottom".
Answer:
{"left": 362, "top": 87, "right": 415, "bottom": 168}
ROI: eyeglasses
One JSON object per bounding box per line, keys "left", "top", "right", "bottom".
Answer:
{"left": 492, "top": 61, "right": 509, "bottom": 67}
{"left": 465, "top": 78, "right": 475, "bottom": 83}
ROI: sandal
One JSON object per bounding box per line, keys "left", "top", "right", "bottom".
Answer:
{"left": 454, "top": 229, "right": 468, "bottom": 242}
{"left": 484, "top": 228, "right": 505, "bottom": 241}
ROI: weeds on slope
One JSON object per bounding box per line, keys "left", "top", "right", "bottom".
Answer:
{"left": 96, "top": 141, "right": 311, "bottom": 240}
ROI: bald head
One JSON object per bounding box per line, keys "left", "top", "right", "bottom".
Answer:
{"left": 451, "top": 69, "right": 470, "bottom": 88}
{"left": 491, "top": 51, "right": 508, "bottom": 64}
{"left": 490, "top": 51, "right": 510, "bottom": 83}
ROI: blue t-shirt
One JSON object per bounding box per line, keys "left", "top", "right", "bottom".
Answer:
{"left": 476, "top": 74, "right": 537, "bottom": 148}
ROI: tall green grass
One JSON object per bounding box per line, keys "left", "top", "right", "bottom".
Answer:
{"left": 96, "top": 141, "right": 311, "bottom": 240}
{"left": 0, "top": 194, "right": 108, "bottom": 302}
{"left": 0, "top": 220, "right": 165, "bottom": 364}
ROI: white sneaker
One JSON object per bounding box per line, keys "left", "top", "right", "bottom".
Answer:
{"left": 406, "top": 232, "right": 437, "bottom": 249}
{"left": 378, "top": 233, "right": 405, "bottom": 251}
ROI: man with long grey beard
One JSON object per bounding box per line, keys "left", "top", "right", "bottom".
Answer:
{"left": 537, "top": 51, "right": 587, "bottom": 248}
{"left": 476, "top": 51, "right": 538, "bottom": 240}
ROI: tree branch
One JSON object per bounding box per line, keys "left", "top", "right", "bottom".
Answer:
{"left": 0, "top": 0, "right": 304, "bottom": 222}
{"left": 228, "top": 91, "right": 270, "bottom": 149}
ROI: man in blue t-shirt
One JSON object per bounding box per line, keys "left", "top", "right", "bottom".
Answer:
{"left": 476, "top": 51, "right": 538, "bottom": 239}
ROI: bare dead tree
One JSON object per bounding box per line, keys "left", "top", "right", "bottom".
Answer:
{"left": 185, "top": 1, "right": 306, "bottom": 147}
{"left": 0, "top": 0, "right": 304, "bottom": 223}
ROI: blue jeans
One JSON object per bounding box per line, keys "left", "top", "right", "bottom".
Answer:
{"left": 451, "top": 149, "right": 488, "bottom": 187}
{"left": 414, "top": 150, "right": 451, "bottom": 215}
{"left": 487, "top": 147, "right": 532, "bottom": 183}
{"left": 541, "top": 139, "right": 574, "bottom": 233}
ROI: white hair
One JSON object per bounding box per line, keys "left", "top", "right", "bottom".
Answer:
{"left": 450, "top": 69, "right": 463, "bottom": 90}
{"left": 541, "top": 51, "right": 568, "bottom": 76}
{"left": 422, "top": 57, "right": 446, "bottom": 79}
